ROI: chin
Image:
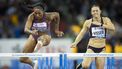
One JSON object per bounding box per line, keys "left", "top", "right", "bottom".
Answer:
{"left": 94, "top": 15, "right": 99, "bottom": 18}
{"left": 38, "top": 16, "right": 43, "bottom": 19}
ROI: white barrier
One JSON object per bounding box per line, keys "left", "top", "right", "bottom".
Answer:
{"left": 0, "top": 38, "right": 72, "bottom": 53}
{"left": 0, "top": 53, "right": 122, "bottom": 57}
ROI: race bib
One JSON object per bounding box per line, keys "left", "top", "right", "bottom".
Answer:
{"left": 32, "top": 22, "right": 48, "bottom": 31}
{"left": 33, "top": 22, "right": 47, "bottom": 28}
{"left": 91, "top": 27, "right": 105, "bottom": 38}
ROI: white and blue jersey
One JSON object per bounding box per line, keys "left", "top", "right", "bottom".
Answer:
{"left": 89, "top": 18, "right": 106, "bottom": 38}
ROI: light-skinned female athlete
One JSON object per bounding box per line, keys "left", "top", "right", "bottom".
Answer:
{"left": 71, "top": 4, "right": 115, "bottom": 69}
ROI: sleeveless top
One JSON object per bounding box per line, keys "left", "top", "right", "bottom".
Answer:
{"left": 31, "top": 14, "right": 51, "bottom": 34}
{"left": 89, "top": 17, "right": 106, "bottom": 38}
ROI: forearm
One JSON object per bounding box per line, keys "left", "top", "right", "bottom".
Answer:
{"left": 74, "top": 33, "right": 84, "bottom": 45}
{"left": 55, "top": 22, "right": 59, "bottom": 32}
{"left": 54, "top": 13, "right": 60, "bottom": 32}
{"left": 24, "top": 13, "right": 34, "bottom": 34}
{"left": 103, "top": 17, "right": 115, "bottom": 31}
{"left": 24, "top": 28, "right": 33, "bottom": 34}
{"left": 103, "top": 24, "right": 115, "bottom": 31}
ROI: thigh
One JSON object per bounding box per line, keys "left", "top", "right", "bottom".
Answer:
{"left": 95, "top": 57, "right": 105, "bottom": 69}
{"left": 86, "top": 49, "right": 94, "bottom": 53}
{"left": 23, "top": 35, "right": 37, "bottom": 53}
{"left": 82, "top": 49, "right": 94, "bottom": 68}
{"left": 82, "top": 57, "right": 94, "bottom": 68}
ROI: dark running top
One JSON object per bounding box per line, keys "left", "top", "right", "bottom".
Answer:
{"left": 31, "top": 14, "right": 51, "bottom": 34}
{"left": 89, "top": 17, "right": 106, "bottom": 38}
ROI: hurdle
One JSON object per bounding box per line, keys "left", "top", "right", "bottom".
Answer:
{"left": 38, "top": 57, "right": 53, "bottom": 69}
{"left": 50, "top": 57, "right": 53, "bottom": 69}
{"left": 37, "top": 54, "right": 68, "bottom": 69}
{"left": 59, "top": 54, "right": 63, "bottom": 69}
{"left": 37, "top": 56, "right": 116, "bottom": 69}
{"left": 5, "top": 53, "right": 121, "bottom": 69}
{"left": 107, "top": 57, "right": 115, "bottom": 69}
{"left": 59, "top": 54, "right": 67, "bottom": 69}
{"left": 11, "top": 59, "right": 19, "bottom": 69}
{"left": 60, "top": 54, "right": 115, "bottom": 69}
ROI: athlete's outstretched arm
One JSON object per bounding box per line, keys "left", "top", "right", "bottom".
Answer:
{"left": 71, "top": 20, "right": 89, "bottom": 47}
{"left": 51, "top": 12, "right": 64, "bottom": 37}
{"left": 52, "top": 12, "right": 60, "bottom": 33}
{"left": 103, "top": 17, "right": 115, "bottom": 31}
{"left": 24, "top": 13, "right": 33, "bottom": 34}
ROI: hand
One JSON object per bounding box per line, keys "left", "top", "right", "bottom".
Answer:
{"left": 55, "top": 31, "right": 64, "bottom": 37}
{"left": 33, "top": 8, "right": 40, "bottom": 13}
{"left": 71, "top": 42, "right": 77, "bottom": 48}
{"left": 102, "top": 24, "right": 108, "bottom": 28}
{"left": 31, "top": 30, "right": 38, "bottom": 35}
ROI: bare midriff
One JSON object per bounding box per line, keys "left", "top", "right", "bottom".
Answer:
{"left": 88, "top": 38, "right": 106, "bottom": 48}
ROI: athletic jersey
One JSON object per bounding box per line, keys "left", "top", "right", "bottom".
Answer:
{"left": 31, "top": 15, "right": 51, "bottom": 34}
{"left": 89, "top": 17, "right": 106, "bottom": 38}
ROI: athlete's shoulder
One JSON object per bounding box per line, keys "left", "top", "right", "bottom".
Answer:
{"left": 102, "top": 17, "right": 112, "bottom": 23}
{"left": 83, "top": 19, "right": 92, "bottom": 28}
{"left": 84, "top": 19, "right": 92, "bottom": 25}
{"left": 102, "top": 17, "right": 111, "bottom": 21}
{"left": 45, "top": 12, "right": 59, "bottom": 16}
{"left": 85, "top": 18, "right": 92, "bottom": 22}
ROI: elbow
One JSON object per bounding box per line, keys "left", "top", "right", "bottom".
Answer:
{"left": 113, "top": 27, "right": 115, "bottom": 31}
{"left": 112, "top": 27, "right": 115, "bottom": 32}
{"left": 109, "top": 26, "right": 115, "bottom": 32}
{"left": 111, "top": 28, "right": 116, "bottom": 36}
{"left": 113, "top": 28, "right": 116, "bottom": 34}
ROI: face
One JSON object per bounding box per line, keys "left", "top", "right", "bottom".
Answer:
{"left": 91, "top": 6, "right": 101, "bottom": 18}
{"left": 33, "top": 8, "right": 44, "bottom": 19}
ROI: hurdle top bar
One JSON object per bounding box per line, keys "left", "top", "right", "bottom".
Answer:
{"left": 0, "top": 53, "right": 122, "bottom": 57}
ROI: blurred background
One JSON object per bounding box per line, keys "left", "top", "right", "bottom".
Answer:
{"left": 0, "top": 0, "right": 122, "bottom": 68}
{"left": 0, "top": 0, "right": 122, "bottom": 53}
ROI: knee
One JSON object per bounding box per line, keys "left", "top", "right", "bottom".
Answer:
{"left": 43, "top": 39, "right": 51, "bottom": 46}
{"left": 38, "top": 38, "right": 51, "bottom": 46}
{"left": 82, "top": 63, "right": 89, "bottom": 69}
{"left": 82, "top": 65, "right": 89, "bottom": 69}
{"left": 20, "top": 57, "right": 24, "bottom": 63}
{"left": 38, "top": 35, "right": 51, "bottom": 46}
{"left": 43, "top": 35, "right": 51, "bottom": 46}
